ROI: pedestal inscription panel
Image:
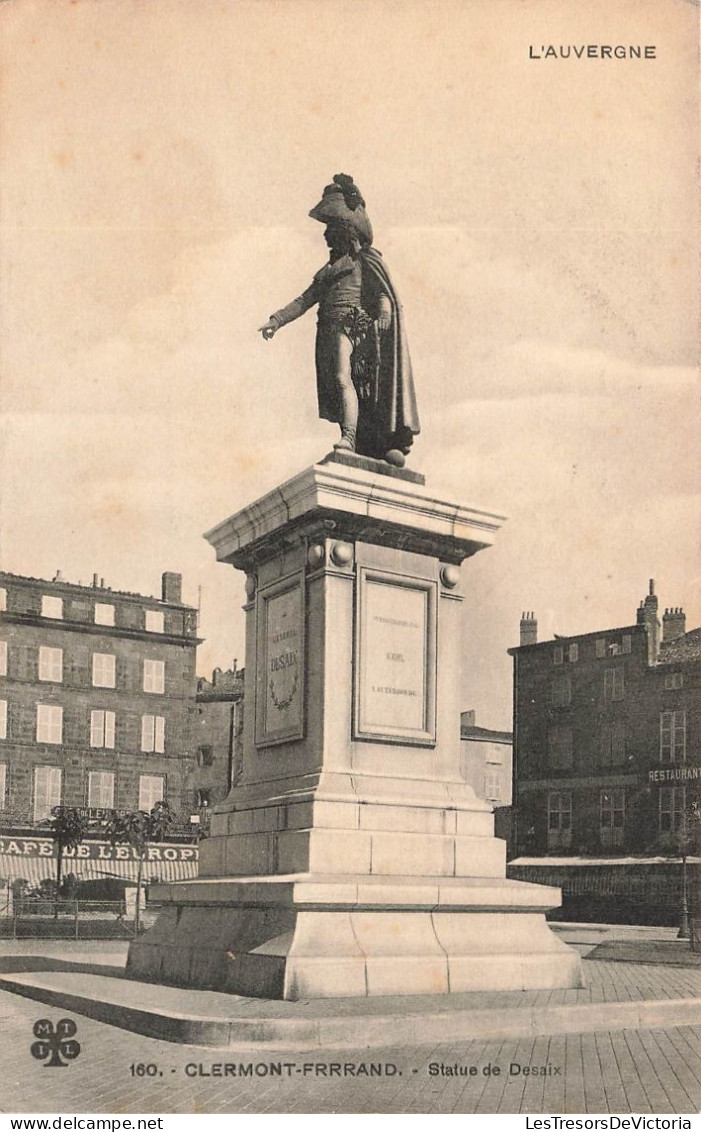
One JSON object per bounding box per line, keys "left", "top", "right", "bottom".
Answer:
{"left": 354, "top": 568, "right": 437, "bottom": 745}
{"left": 255, "top": 572, "right": 305, "bottom": 747}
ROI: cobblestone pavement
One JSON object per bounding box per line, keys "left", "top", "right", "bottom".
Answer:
{"left": 1, "top": 988, "right": 699, "bottom": 1115}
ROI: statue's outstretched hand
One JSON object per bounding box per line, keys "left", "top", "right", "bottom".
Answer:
{"left": 259, "top": 320, "right": 277, "bottom": 340}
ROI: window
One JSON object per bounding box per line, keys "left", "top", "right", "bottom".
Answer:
{"left": 90, "top": 709, "right": 115, "bottom": 749}
{"left": 36, "top": 704, "right": 63, "bottom": 744}
{"left": 665, "top": 672, "right": 684, "bottom": 690}
{"left": 197, "top": 745, "right": 214, "bottom": 767}
{"left": 600, "top": 788, "right": 625, "bottom": 848}
{"left": 0, "top": 640, "right": 6, "bottom": 676}
{"left": 604, "top": 667, "right": 624, "bottom": 701}
{"left": 33, "top": 766, "right": 62, "bottom": 820}
{"left": 141, "top": 714, "right": 165, "bottom": 753}
{"left": 660, "top": 711, "right": 686, "bottom": 763}
{"left": 568, "top": 643, "right": 579, "bottom": 663}
{"left": 139, "top": 774, "right": 164, "bottom": 811}
{"left": 0, "top": 762, "right": 5, "bottom": 807}
{"left": 622, "top": 635, "right": 632, "bottom": 655}
{"left": 94, "top": 603, "right": 115, "bottom": 627}
{"left": 551, "top": 675, "right": 571, "bottom": 707}
{"left": 548, "top": 725, "right": 573, "bottom": 770}
{"left": 194, "top": 787, "right": 212, "bottom": 809}
{"left": 659, "top": 787, "right": 686, "bottom": 835}
{"left": 41, "top": 595, "right": 63, "bottom": 619}
{"left": 0, "top": 700, "right": 6, "bottom": 740}
{"left": 553, "top": 646, "right": 564, "bottom": 666}
{"left": 599, "top": 721, "right": 627, "bottom": 767}
{"left": 145, "top": 610, "right": 165, "bottom": 634}
{"left": 88, "top": 771, "right": 115, "bottom": 809}
{"left": 143, "top": 659, "right": 165, "bottom": 694}
{"left": 595, "top": 638, "right": 606, "bottom": 659}
{"left": 547, "top": 791, "right": 572, "bottom": 848}
{"left": 0, "top": 587, "right": 6, "bottom": 611}
{"left": 38, "top": 646, "right": 63, "bottom": 683}
{"left": 484, "top": 767, "right": 502, "bottom": 803}
{"left": 92, "top": 652, "right": 116, "bottom": 689}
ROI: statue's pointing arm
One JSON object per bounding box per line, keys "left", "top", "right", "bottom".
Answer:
{"left": 259, "top": 282, "right": 319, "bottom": 340}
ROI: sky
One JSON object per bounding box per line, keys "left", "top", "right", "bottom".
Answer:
{"left": 0, "top": 0, "right": 698, "bottom": 729}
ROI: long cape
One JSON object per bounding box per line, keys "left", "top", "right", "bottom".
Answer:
{"left": 358, "top": 247, "right": 420, "bottom": 453}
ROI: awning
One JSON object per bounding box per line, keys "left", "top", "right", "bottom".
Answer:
{"left": 0, "top": 836, "right": 199, "bottom": 887}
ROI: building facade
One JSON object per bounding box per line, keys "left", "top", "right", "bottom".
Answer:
{"left": 191, "top": 666, "right": 245, "bottom": 830}
{"left": 510, "top": 582, "right": 700, "bottom": 857}
{"left": 459, "top": 709, "right": 513, "bottom": 806}
{"left": 460, "top": 709, "right": 513, "bottom": 848}
{"left": 0, "top": 570, "right": 199, "bottom": 831}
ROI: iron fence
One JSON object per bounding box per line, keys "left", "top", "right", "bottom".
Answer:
{"left": 1, "top": 898, "right": 160, "bottom": 940}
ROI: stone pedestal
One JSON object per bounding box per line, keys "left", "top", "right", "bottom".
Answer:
{"left": 128, "top": 453, "right": 583, "bottom": 998}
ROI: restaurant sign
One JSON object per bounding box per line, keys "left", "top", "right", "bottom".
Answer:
{"left": 648, "top": 765, "right": 700, "bottom": 785}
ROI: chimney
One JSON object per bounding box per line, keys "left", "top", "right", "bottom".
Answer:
{"left": 461, "top": 709, "right": 476, "bottom": 729}
{"left": 161, "top": 571, "right": 182, "bottom": 604}
{"left": 92, "top": 572, "right": 99, "bottom": 588}
{"left": 520, "top": 611, "right": 538, "bottom": 646}
{"left": 637, "top": 579, "right": 660, "bottom": 663}
{"left": 662, "top": 607, "right": 686, "bottom": 643}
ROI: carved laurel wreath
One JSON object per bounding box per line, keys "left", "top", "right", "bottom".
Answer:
{"left": 269, "top": 664, "right": 299, "bottom": 712}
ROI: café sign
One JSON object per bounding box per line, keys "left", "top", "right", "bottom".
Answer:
{"left": 0, "top": 836, "right": 198, "bottom": 863}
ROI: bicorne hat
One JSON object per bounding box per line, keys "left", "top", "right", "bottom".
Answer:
{"left": 309, "top": 173, "right": 373, "bottom": 245}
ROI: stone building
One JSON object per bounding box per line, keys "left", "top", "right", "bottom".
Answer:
{"left": 460, "top": 708, "right": 513, "bottom": 849}
{"left": 0, "top": 570, "right": 199, "bottom": 830}
{"left": 191, "top": 665, "right": 245, "bottom": 829}
{"left": 509, "top": 581, "right": 700, "bottom": 856}
{"left": 459, "top": 709, "right": 513, "bottom": 808}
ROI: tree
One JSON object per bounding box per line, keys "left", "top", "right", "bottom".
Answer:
{"left": 103, "top": 801, "right": 176, "bottom": 934}
{"left": 46, "top": 807, "right": 90, "bottom": 919}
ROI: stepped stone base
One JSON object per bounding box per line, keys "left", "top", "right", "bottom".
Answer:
{"left": 127, "top": 874, "right": 584, "bottom": 1000}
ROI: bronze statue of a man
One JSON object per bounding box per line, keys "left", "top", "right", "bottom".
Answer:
{"left": 259, "top": 174, "right": 420, "bottom": 464}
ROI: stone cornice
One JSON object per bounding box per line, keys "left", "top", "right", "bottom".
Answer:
{"left": 204, "top": 462, "right": 506, "bottom": 569}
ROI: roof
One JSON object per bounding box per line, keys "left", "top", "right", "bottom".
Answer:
{"left": 0, "top": 570, "right": 195, "bottom": 609}
{"left": 509, "top": 623, "right": 641, "bottom": 654}
{"left": 658, "top": 627, "right": 701, "bottom": 665}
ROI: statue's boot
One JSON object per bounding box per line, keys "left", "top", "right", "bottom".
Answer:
{"left": 333, "top": 426, "right": 357, "bottom": 452}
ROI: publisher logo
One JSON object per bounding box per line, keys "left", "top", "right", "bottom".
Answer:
{"left": 31, "top": 1018, "right": 81, "bottom": 1067}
